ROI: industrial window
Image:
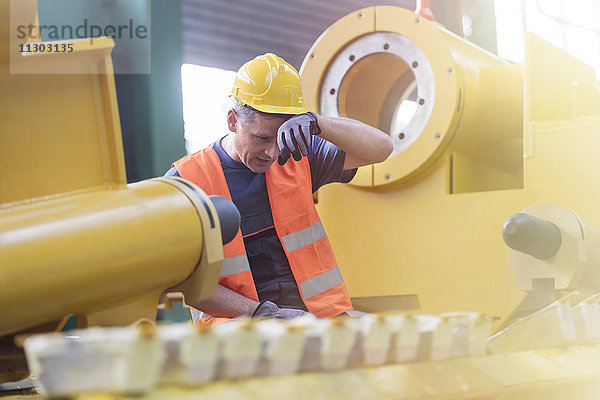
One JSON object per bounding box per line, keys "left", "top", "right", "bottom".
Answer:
{"left": 181, "top": 64, "right": 236, "bottom": 153}
{"left": 495, "top": 0, "right": 600, "bottom": 79}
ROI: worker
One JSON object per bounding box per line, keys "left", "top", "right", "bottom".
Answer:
{"left": 166, "top": 53, "right": 392, "bottom": 324}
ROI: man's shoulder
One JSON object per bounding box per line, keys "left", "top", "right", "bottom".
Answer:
{"left": 173, "top": 145, "right": 221, "bottom": 176}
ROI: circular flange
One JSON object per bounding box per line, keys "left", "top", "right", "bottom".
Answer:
{"left": 319, "top": 32, "right": 435, "bottom": 158}
{"left": 300, "top": 6, "right": 461, "bottom": 187}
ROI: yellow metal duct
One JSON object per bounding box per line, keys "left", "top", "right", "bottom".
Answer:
{"left": 0, "top": 178, "right": 224, "bottom": 336}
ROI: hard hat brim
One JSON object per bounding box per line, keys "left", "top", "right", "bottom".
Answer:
{"left": 230, "top": 95, "right": 307, "bottom": 115}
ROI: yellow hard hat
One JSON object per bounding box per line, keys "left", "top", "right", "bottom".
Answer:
{"left": 230, "top": 53, "right": 306, "bottom": 114}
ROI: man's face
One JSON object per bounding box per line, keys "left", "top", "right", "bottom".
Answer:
{"left": 228, "top": 110, "right": 289, "bottom": 173}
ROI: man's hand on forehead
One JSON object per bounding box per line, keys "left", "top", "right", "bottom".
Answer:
{"left": 277, "top": 112, "right": 321, "bottom": 165}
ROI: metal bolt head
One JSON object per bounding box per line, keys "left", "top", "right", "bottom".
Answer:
{"left": 349, "top": 55, "right": 355, "bottom": 62}
{"left": 399, "top": 133, "right": 405, "bottom": 139}
{"left": 384, "top": 173, "right": 391, "bottom": 181}
{"left": 419, "top": 99, "right": 425, "bottom": 105}
{"left": 330, "top": 88, "right": 336, "bottom": 95}
{"left": 412, "top": 61, "right": 418, "bottom": 68}
{"left": 383, "top": 43, "right": 390, "bottom": 50}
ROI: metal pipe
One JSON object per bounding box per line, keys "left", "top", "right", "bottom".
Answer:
{"left": 0, "top": 180, "right": 205, "bottom": 336}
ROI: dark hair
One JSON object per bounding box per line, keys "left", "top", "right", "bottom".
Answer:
{"left": 230, "top": 98, "right": 292, "bottom": 125}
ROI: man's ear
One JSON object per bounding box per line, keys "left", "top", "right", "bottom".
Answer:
{"left": 227, "top": 110, "right": 237, "bottom": 132}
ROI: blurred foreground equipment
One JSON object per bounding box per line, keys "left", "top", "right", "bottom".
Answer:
{"left": 0, "top": 0, "right": 237, "bottom": 384}
{"left": 18, "top": 310, "right": 600, "bottom": 400}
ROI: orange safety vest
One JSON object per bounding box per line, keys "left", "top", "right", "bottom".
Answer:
{"left": 174, "top": 146, "right": 352, "bottom": 321}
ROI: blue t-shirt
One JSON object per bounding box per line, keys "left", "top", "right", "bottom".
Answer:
{"left": 166, "top": 136, "right": 356, "bottom": 310}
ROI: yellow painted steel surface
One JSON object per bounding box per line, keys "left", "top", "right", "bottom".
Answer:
{"left": 300, "top": 6, "right": 600, "bottom": 324}
{"left": 1, "top": 1, "right": 125, "bottom": 205}
{"left": 0, "top": 42, "right": 127, "bottom": 204}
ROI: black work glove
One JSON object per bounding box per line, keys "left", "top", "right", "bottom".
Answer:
{"left": 277, "top": 111, "right": 321, "bottom": 165}
{"left": 252, "top": 300, "right": 312, "bottom": 320}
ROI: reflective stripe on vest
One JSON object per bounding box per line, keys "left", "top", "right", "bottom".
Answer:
{"left": 299, "top": 265, "right": 344, "bottom": 299}
{"left": 281, "top": 221, "right": 327, "bottom": 253}
{"left": 220, "top": 254, "right": 251, "bottom": 277}
{"left": 174, "top": 145, "right": 352, "bottom": 318}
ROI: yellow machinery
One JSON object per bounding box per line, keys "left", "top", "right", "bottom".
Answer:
{"left": 0, "top": 0, "right": 238, "bottom": 383}
{"left": 4, "top": 2, "right": 600, "bottom": 399}
{"left": 300, "top": 6, "right": 600, "bottom": 323}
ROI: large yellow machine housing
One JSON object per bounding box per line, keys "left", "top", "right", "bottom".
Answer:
{"left": 300, "top": 6, "right": 600, "bottom": 323}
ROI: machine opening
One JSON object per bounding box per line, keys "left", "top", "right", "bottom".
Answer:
{"left": 338, "top": 53, "right": 418, "bottom": 149}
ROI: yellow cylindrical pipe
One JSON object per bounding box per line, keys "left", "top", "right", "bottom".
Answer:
{"left": 0, "top": 179, "right": 204, "bottom": 336}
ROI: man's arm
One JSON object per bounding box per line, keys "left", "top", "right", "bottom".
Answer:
{"left": 190, "top": 284, "right": 259, "bottom": 318}
{"left": 316, "top": 115, "right": 393, "bottom": 170}
{"left": 190, "top": 284, "right": 314, "bottom": 320}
